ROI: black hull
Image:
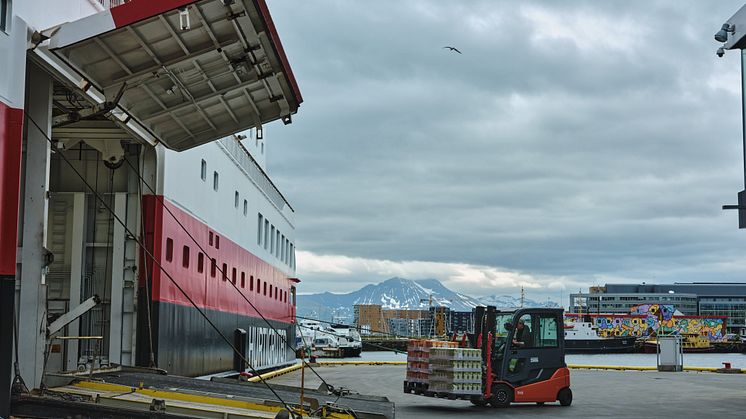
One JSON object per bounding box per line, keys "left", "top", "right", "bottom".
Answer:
{"left": 136, "top": 298, "right": 295, "bottom": 377}
{"left": 565, "top": 337, "right": 637, "bottom": 354}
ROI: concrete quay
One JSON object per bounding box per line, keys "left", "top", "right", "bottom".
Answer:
{"left": 268, "top": 364, "right": 746, "bottom": 418}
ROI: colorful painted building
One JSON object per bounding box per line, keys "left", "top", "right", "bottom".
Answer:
{"left": 566, "top": 307, "right": 726, "bottom": 342}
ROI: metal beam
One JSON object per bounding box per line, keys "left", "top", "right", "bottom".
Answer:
{"left": 66, "top": 193, "right": 87, "bottom": 371}
{"left": 48, "top": 296, "right": 100, "bottom": 337}
{"left": 18, "top": 63, "right": 53, "bottom": 388}
{"left": 108, "top": 193, "right": 127, "bottom": 365}
{"left": 144, "top": 77, "right": 261, "bottom": 121}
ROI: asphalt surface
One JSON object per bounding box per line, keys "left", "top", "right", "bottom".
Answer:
{"left": 268, "top": 364, "right": 746, "bottom": 418}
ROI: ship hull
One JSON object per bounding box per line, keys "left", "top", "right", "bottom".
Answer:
{"left": 565, "top": 337, "right": 637, "bottom": 354}
{"left": 137, "top": 299, "right": 295, "bottom": 377}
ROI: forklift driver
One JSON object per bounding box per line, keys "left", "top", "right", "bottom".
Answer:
{"left": 512, "top": 318, "right": 533, "bottom": 347}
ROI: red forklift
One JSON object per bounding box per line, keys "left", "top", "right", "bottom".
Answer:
{"left": 404, "top": 306, "right": 572, "bottom": 408}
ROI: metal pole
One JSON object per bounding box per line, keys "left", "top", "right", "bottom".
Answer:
{"left": 741, "top": 49, "right": 746, "bottom": 189}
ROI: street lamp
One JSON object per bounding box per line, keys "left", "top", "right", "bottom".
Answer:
{"left": 715, "top": 6, "right": 746, "bottom": 228}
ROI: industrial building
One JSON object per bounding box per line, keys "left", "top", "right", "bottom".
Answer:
{"left": 570, "top": 283, "right": 746, "bottom": 334}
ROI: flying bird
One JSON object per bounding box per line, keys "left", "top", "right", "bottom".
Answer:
{"left": 443, "top": 46, "right": 462, "bottom": 54}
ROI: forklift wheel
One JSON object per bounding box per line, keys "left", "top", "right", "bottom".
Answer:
{"left": 469, "top": 397, "right": 488, "bottom": 407}
{"left": 558, "top": 387, "right": 572, "bottom": 406}
{"left": 489, "top": 384, "right": 513, "bottom": 408}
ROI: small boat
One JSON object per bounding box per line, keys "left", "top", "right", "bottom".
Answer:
{"left": 564, "top": 319, "right": 637, "bottom": 354}
{"left": 642, "top": 333, "right": 714, "bottom": 353}
{"left": 295, "top": 320, "right": 361, "bottom": 358}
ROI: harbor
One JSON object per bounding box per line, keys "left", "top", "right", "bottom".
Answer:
{"left": 267, "top": 363, "right": 746, "bottom": 418}
{"left": 4, "top": 0, "right": 746, "bottom": 417}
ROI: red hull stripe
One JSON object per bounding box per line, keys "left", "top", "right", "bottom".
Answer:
{"left": 0, "top": 102, "right": 24, "bottom": 276}
{"left": 109, "top": 0, "right": 198, "bottom": 28}
{"left": 141, "top": 195, "right": 295, "bottom": 324}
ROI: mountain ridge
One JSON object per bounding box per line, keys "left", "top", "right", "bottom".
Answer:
{"left": 296, "top": 277, "right": 559, "bottom": 322}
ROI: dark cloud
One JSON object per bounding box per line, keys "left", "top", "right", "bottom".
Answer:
{"left": 264, "top": 0, "right": 746, "bottom": 296}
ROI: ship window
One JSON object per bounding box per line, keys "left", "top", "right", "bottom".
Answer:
{"left": 269, "top": 284, "right": 273, "bottom": 299}
{"left": 257, "top": 214, "right": 263, "bottom": 245}
{"left": 209, "top": 231, "right": 214, "bottom": 246}
{"left": 243, "top": 199, "right": 248, "bottom": 216}
{"left": 222, "top": 263, "right": 228, "bottom": 281}
{"left": 213, "top": 171, "right": 219, "bottom": 191}
{"left": 165, "top": 238, "right": 173, "bottom": 262}
{"left": 232, "top": 267, "right": 237, "bottom": 284}
{"left": 241, "top": 272, "right": 245, "bottom": 288}
{"left": 280, "top": 235, "right": 285, "bottom": 261}
{"left": 197, "top": 253, "right": 204, "bottom": 273}
{"left": 250, "top": 275, "right": 254, "bottom": 291}
{"left": 211, "top": 258, "right": 217, "bottom": 277}
{"left": 270, "top": 225, "right": 275, "bottom": 254}
{"left": 256, "top": 278, "right": 261, "bottom": 293}
{"left": 264, "top": 220, "right": 269, "bottom": 249}
{"left": 235, "top": 191, "right": 239, "bottom": 208}
{"left": 276, "top": 231, "right": 280, "bottom": 258}
{"left": 182, "top": 246, "right": 190, "bottom": 268}
{"left": 263, "top": 282, "right": 267, "bottom": 296}
{"left": 215, "top": 235, "right": 220, "bottom": 249}
{"left": 0, "top": 0, "right": 8, "bottom": 33}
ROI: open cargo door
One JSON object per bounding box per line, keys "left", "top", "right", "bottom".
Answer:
{"left": 34, "top": 0, "right": 302, "bottom": 151}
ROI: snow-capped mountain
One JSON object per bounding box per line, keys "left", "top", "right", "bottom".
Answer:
{"left": 479, "top": 294, "right": 560, "bottom": 309}
{"left": 296, "top": 277, "right": 556, "bottom": 322}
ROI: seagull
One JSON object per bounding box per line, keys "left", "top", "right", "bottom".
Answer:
{"left": 443, "top": 46, "right": 462, "bottom": 54}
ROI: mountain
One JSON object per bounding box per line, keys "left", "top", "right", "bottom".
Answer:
{"left": 296, "top": 277, "right": 557, "bottom": 322}
{"left": 479, "top": 294, "right": 560, "bottom": 309}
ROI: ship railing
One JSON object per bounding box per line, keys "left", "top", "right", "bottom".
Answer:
{"left": 216, "top": 136, "right": 293, "bottom": 212}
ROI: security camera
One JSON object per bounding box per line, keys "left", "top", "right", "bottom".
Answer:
{"left": 715, "top": 23, "right": 734, "bottom": 43}
{"left": 717, "top": 47, "right": 725, "bottom": 57}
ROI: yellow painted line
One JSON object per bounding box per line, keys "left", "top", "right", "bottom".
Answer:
{"left": 317, "top": 361, "right": 407, "bottom": 366}
{"left": 568, "top": 364, "right": 746, "bottom": 373}
{"left": 248, "top": 363, "right": 304, "bottom": 382}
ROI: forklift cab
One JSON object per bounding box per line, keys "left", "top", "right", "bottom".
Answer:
{"left": 472, "top": 307, "right": 572, "bottom": 408}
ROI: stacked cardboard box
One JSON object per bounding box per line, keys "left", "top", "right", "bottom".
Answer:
{"left": 427, "top": 347, "right": 483, "bottom": 395}
{"left": 405, "top": 340, "right": 459, "bottom": 385}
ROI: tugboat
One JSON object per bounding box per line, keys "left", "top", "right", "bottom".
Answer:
{"left": 564, "top": 317, "right": 637, "bottom": 354}
{"left": 642, "top": 332, "right": 714, "bottom": 353}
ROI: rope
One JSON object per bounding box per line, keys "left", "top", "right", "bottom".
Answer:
{"left": 27, "top": 116, "right": 298, "bottom": 417}
{"left": 121, "top": 155, "right": 336, "bottom": 392}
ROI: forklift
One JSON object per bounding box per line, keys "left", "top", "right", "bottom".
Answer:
{"left": 404, "top": 306, "right": 572, "bottom": 408}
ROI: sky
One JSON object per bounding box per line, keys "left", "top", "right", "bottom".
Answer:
{"left": 264, "top": 1, "right": 746, "bottom": 305}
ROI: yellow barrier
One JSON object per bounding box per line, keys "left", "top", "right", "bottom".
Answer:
{"left": 568, "top": 364, "right": 746, "bottom": 373}
{"left": 247, "top": 363, "right": 304, "bottom": 382}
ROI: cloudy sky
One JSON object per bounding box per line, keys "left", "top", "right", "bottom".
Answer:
{"left": 264, "top": 1, "right": 746, "bottom": 304}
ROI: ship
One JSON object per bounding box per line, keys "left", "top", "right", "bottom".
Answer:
{"left": 0, "top": 2, "right": 304, "bottom": 408}
{"left": 642, "top": 333, "right": 715, "bottom": 353}
{"left": 296, "top": 320, "right": 363, "bottom": 358}
{"left": 563, "top": 318, "right": 636, "bottom": 354}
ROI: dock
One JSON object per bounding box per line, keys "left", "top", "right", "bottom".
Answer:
{"left": 267, "top": 363, "right": 746, "bottom": 418}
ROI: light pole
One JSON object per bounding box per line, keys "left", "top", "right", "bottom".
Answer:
{"left": 716, "top": 5, "right": 746, "bottom": 227}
